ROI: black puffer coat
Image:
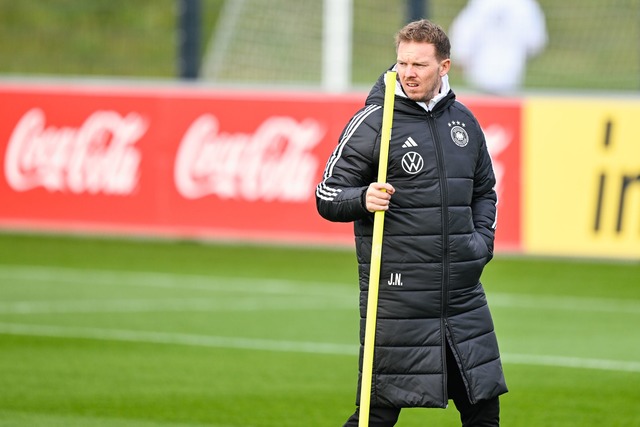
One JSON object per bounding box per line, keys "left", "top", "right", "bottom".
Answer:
{"left": 316, "top": 72, "right": 508, "bottom": 408}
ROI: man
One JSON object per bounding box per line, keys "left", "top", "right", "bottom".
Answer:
{"left": 449, "top": 0, "right": 547, "bottom": 94}
{"left": 315, "top": 19, "right": 508, "bottom": 426}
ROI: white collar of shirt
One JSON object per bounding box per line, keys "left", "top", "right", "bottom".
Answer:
{"left": 392, "top": 65, "right": 450, "bottom": 112}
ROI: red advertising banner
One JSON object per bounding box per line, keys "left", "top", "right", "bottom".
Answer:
{"left": 462, "top": 96, "right": 522, "bottom": 252}
{"left": 0, "top": 83, "right": 521, "bottom": 251}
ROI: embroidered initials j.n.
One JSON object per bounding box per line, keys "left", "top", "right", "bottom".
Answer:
{"left": 388, "top": 273, "right": 403, "bottom": 286}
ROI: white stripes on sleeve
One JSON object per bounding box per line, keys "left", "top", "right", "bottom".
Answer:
{"left": 316, "top": 105, "right": 381, "bottom": 201}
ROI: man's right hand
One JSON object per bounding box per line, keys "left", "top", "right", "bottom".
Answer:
{"left": 365, "top": 182, "right": 395, "bottom": 212}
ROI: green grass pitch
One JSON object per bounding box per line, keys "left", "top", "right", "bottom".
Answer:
{"left": 0, "top": 232, "right": 639, "bottom": 426}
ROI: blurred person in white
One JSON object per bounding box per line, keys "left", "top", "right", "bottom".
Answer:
{"left": 448, "top": 0, "right": 547, "bottom": 94}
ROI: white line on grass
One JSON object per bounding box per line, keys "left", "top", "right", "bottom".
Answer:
{"left": 501, "top": 353, "right": 640, "bottom": 373}
{"left": 0, "top": 265, "right": 352, "bottom": 297}
{"left": 0, "top": 409, "right": 237, "bottom": 427}
{"left": 488, "top": 293, "right": 640, "bottom": 315}
{"left": 0, "top": 322, "right": 356, "bottom": 355}
{"left": 0, "top": 297, "right": 353, "bottom": 314}
{"left": 2, "top": 264, "right": 639, "bottom": 314}
{"left": 1, "top": 322, "right": 639, "bottom": 373}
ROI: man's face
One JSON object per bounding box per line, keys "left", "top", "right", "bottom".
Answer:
{"left": 396, "top": 41, "right": 451, "bottom": 103}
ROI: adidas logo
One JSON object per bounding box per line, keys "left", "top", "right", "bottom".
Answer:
{"left": 402, "top": 137, "right": 418, "bottom": 148}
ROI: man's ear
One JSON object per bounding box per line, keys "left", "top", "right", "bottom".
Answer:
{"left": 440, "top": 59, "right": 451, "bottom": 76}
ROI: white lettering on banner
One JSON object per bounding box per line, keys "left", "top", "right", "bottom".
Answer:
{"left": 175, "top": 114, "right": 325, "bottom": 201}
{"left": 4, "top": 108, "right": 146, "bottom": 195}
{"left": 483, "top": 124, "right": 511, "bottom": 200}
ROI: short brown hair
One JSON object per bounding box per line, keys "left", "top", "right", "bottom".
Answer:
{"left": 395, "top": 19, "right": 451, "bottom": 61}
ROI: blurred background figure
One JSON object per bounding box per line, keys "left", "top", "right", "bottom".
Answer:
{"left": 449, "top": 0, "right": 548, "bottom": 95}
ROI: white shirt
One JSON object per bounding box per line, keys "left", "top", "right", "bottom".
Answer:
{"left": 449, "top": 0, "right": 547, "bottom": 94}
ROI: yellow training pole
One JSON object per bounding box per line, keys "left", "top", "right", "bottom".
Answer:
{"left": 358, "top": 71, "right": 396, "bottom": 427}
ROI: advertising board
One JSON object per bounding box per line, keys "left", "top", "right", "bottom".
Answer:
{"left": 0, "top": 83, "right": 522, "bottom": 251}
{"left": 524, "top": 97, "right": 640, "bottom": 258}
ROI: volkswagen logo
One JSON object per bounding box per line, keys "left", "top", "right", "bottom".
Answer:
{"left": 401, "top": 151, "right": 424, "bottom": 174}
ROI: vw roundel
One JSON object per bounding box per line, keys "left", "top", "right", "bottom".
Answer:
{"left": 401, "top": 151, "right": 424, "bottom": 174}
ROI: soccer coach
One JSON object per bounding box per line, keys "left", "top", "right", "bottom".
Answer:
{"left": 315, "top": 19, "right": 508, "bottom": 427}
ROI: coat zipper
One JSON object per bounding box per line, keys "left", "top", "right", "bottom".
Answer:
{"left": 427, "top": 112, "right": 450, "bottom": 407}
{"left": 428, "top": 111, "right": 478, "bottom": 406}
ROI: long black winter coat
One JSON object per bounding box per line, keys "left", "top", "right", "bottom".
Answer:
{"left": 315, "top": 72, "right": 508, "bottom": 408}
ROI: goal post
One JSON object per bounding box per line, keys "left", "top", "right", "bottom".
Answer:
{"left": 322, "top": 0, "right": 353, "bottom": 92}
{"left": 200, "top": 1, "right": 638, "bottom": 92}
{"left": 201, "top": 0, "right": 355, "bottom": 91}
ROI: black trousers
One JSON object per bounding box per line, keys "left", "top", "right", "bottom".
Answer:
{"left": 343, "top": 344, "right": 500, "bottom": 427}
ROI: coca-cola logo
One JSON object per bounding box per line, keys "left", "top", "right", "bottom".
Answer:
{"left": 4, "top": 108, "right": 146, "bottom": 195}
{"left": 175, "top": 114, "right": 325, "bottom": 201}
